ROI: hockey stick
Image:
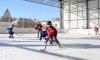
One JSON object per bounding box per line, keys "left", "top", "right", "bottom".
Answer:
{"left": 40, "top": 41, "right": 47, "bottom": 51}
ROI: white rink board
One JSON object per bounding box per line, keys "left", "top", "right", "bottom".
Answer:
{"left": 0, "top": 27, "right": 99, "bottom": 35}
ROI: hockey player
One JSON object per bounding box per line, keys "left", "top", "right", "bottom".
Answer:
{"left": 45, "top": 21, "right": 61, "bottom": 47}
{"left": 94, "top": 25, "right": 99, "bottom": 35}
{"left": 7, "top": 25, "right": 14, "bottom": 38}
{"left": 39, "top": 26, "right": 47, "bottom": 41}
{"left": 35, "top": 22, "right": 43, "bottom": 38}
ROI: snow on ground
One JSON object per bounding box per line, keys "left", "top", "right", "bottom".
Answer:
{"left": 0, "top": 33, "right": 100, "bottom": 60}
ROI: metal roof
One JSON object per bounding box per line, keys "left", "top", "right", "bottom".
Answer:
{"left": 24, "top": 0, "right": 60, "bottom": 8}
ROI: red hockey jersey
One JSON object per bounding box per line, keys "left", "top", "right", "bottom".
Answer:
{"left": 35, "top": 24, "right": 43, "bottom": 29}
{"left": 47, "top": 26, "right": 57, "bottom": 37}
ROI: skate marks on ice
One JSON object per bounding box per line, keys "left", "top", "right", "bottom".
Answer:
{"left": 58, "top": 36, "right": 100, "bottom": 40}
{"left": 0, "top": 38, "right": 38, "bottom": 43}
{"left": 0, "top": 42, "right": 87, "bottom": 60}
{"left": 60, "top": 43, "right": 100, "bottom": 49}
{"left": 1, "top": 34, "right": 99, "bottom": 60}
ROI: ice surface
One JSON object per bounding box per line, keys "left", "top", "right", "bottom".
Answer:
{"left": 0, "top": 33, "right": 100, "bottom": 60}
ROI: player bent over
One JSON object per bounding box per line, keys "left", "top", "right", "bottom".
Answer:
{"left": 6, "top": 25, "right": 14, "bottom": 38}
{"left": 39, "top": 26, "right": 48, "bottom": 41}
{"left": 45, "top": 21, "right": 61, "bottom": 47}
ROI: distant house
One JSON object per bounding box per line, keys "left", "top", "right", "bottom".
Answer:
{"left": 12, "top": 18, "right": 35, "bottom": 28}
{"left": 41, "top": 18, "right": 60, "bottom": 29}
{"left": 41, "top": 21, "right": 47, "bottom": 27}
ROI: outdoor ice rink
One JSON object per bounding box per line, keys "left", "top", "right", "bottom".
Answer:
{"left": 0, "top": 33, "right": 100, "bottom": 60}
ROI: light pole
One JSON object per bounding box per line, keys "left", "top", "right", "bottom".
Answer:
{"left": 34, "top": 18, "right": 36, "bottom": 28}
{"left": 9, "top": 15, "right": 11, "bottom": 28}
{"left": 23, "top": 18, "right": 24, "bottom": 28}
{"left": 8, "top": 0, "right": 11, "bottom": 28}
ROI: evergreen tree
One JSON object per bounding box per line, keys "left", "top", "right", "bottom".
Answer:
{"left": 2, "top": 8, "right": 12, "bottom": 22}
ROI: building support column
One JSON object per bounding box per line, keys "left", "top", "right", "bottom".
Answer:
{"left": 86, "top": 0, "right": 89, "bottom": 29}
{"left": 77, "top": 0, "right": 78, "bottom": 28}
{"left": 98, "top": 0, "right": 100, "bottom": 29}
{"left": 59, "top": 0, "right": 64, "bottom": 29}
{"left": 68, "top": 0, "right": 70, "bottom": 29}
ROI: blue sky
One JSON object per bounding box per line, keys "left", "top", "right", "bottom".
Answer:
{"left": 0, "top": 0, "right": 60, "bottom": 20}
